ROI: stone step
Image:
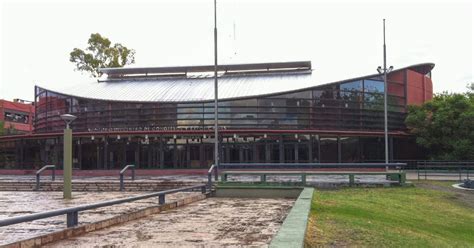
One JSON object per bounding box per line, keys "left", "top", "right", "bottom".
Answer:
{"left": 0, "top": 181, "right": 201, "bottom": 191}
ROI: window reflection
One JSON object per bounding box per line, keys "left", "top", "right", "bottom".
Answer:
{"left": 364, "top": 79, "right": 384, "bottom": 93}
{"left": 340, "top": 80, "right": 362, "bottom": 92}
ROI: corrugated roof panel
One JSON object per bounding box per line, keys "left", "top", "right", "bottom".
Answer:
{"left": 42, "top": 72, "right": 316, "bottom": 102}
{"left": 38, "top": 63, "right": 434, "bottom": 103}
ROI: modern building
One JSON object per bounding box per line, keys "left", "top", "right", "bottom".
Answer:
{"left": 0, "top": 61, "right": 434, "bottom": 169}
{"left": 0, "top": 99, "right": 35, "bottom": 134}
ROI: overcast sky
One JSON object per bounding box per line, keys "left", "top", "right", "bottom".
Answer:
{"left": 0, "top": 0, "right": 472, "bottom": 102}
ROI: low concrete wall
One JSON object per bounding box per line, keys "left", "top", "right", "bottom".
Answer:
{"left": 2, "top": 193, "right": 208, "bottom": 248}
{"left": 270, "top": 187, "right": 314, "bottom": 248}
{"left": 215, "top": 186, "right": 303, "bottom": 198}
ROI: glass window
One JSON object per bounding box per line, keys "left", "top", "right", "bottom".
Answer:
{"left": 311, "top": 135, "right": 320, "bottom": 162}
{"left": 364, "top": 93, "right": 384, "bottom": 110}
{"left": 320, "top": 137, "right": 338, "bottom": 163}
{"left": 360, "top": 137, "right": 384, "bottom": 161}
{"left": 271, "top": 143, "right": 280, "bottom": 163}
{"left": 270, "top": 91, "right": 312, "bottom": 99}
{"left": 340, "top": 80, "right": 362, "bottom": 92}
{"left": 364, "top": 79, "right": 384, "bottom": 93}
{"left": 4, "top": 111, "right": 29, "bottom": 124}
{"left": 341, "top": 137, "right": 360, "bottom": 162}
{"left": 341, "top": 91, "right": 361, "bottom": 109}
{"left": 298, "top": 143, "right": 309, "bottom": 163}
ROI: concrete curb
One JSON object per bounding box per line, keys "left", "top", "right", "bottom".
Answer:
{"left": 452, "top": 183, "right": 474, "bottom": 191}
{"left": 2, "top": 193, "right": 208, "bottom": 248}
{"left": 270, "top": 187, "right": 314, "bottom": 248}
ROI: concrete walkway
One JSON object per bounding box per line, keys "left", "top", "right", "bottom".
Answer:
{"left": 0, "top": 191, "right": 200, "bottom": 245}
{"left": 46, "top": 197, "right": 295, "bottom": 247}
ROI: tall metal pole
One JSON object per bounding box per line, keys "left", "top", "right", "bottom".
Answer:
{"left": 213, "top": 0, "right": 219, "bottom": 167}
{"left": 383, "top": 19, "right": 389, "bottom": 165}
{"left": 63, "top": 124, "right": 72, "bottom": 199}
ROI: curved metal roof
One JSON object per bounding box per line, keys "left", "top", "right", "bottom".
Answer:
{"left": 38, "top": 62, "right": 434, "bottom": 103}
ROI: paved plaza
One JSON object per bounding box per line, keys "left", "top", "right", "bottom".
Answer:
{"left": 0, "top": 191, "right": 200, "bottom": 245}
{"left": 46, "top": 197, "right": 294, "bottom": 247}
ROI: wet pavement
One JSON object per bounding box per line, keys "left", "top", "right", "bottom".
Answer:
{"left": 0, "top": 191, "right": 200, "bottom": 245}
{"left": 46, "top": 197, "right": 295, "bottom": 248}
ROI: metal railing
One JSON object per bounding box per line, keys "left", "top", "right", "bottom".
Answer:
{"left": 207, "top": 164, "right": 219, "bottom": 190}
{"left": 0, "top": 184, "right": 207, "bottom": 228}
{"left": 417, "top": 161, "right": 474, "bottom": 181}
{"left": 119, "top": 165, "right": 135, "bottom": 191}
{"left": 219, "top": 163, "right": 405, "bottom": 171}
{"left": 36, "top": 165, "right": 56, "bottom": 191}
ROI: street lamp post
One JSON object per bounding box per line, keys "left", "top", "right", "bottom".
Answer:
{"left": 213, "top": 0, "right": 219, "bottom": 168}
{"left": 60, "top": 114, "right": 76, "bottom": 199}
{"left": 377, "top": 19, "right": 393, "bottom": 167}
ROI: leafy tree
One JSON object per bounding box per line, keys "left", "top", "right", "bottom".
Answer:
{"left": 70, "top": 33, "right": 135, "bottom": 78}
{"left": 405, "top": 91, "right": 474, "bottom": 160}
{"left": 0, "top": 120, "right": 4, "bottom": 136}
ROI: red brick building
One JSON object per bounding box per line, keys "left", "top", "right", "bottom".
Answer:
{"left": 0, "top": 99, "right": 35, "bottom": 134}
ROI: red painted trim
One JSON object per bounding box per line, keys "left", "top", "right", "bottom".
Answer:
{"left": 0, "top": 129, "right": 410, "bottom": 141}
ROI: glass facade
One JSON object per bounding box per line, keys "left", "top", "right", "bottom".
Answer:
{"left": 34, "top": 77, "right": 407, "bottom": 134}
{"left": 0, "top": 67, "right": 431, "bottom": 169}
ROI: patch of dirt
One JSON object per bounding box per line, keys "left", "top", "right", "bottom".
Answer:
{"left": 415, "top": 182, "right": 474, "bottom": 209}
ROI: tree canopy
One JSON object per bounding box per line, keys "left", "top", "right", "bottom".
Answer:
{"left": 70, "top": 33, "right": 135, "bottom": 78}
{"left": 405, "top": 90, "right": 474, "bottom": 160}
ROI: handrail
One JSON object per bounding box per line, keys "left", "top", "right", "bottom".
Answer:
{"left": 416, "top": 161, "right": 473, "bottom": 181}
{"left": 119, "top": 164, "right": 135, "bottom": 191}
{"left": 0, "top": 184, "right": 207, "bottom": 228}
{"left": 207, "top": 164, "right": 219, "bottom": 190}
{"left": 220, "top": 163, "right": 405, "bottom": 170}
{"left": 36, "top": 165, "right": 56, "bottom": 191}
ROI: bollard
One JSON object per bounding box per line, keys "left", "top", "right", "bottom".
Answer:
{"left": 208, "top": 173, "right": 212, "bottom": 190}
{"left": 349, "top": 174, "right": 355, "bottom": 186}
{"left": 222, "top": 174, "right": 228, "bottom": 182}
{"left": 301, "top": 174, "right": 306, "bottom": 185}
{"left": 158, "top": 194, "right": 165, "bottom": 205}
{"left": 120, "top": 174, "right": 124, "bottom": 191}
{"left": 66, "top": 211, "right": 79, "bottom": 228}
{"left": 35, "top": 174, "right": 40, "bottom": 191}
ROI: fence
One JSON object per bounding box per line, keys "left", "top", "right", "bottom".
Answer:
{"left": 417, "top": 161, "right": 473, "bottom": 181}
{"left": 0, "top": 184, "right": 207, "bottom": 228}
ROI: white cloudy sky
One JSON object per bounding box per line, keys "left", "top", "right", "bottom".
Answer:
{"left": 0, "top": 0, "right": 472, "bottom": 101}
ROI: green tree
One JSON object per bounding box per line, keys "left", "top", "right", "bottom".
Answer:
{"left": 70, "top": 33, "right": 135, "bottom": 78}
{"left": 0, "top": 120, "right": 4, "bottom": 136}
{"left": 405, "top": 91, "right": 474, "bottom": 160}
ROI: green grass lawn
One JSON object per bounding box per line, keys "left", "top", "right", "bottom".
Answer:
{"left": 305, "top": 182, "right": 474, "bottom": 247}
